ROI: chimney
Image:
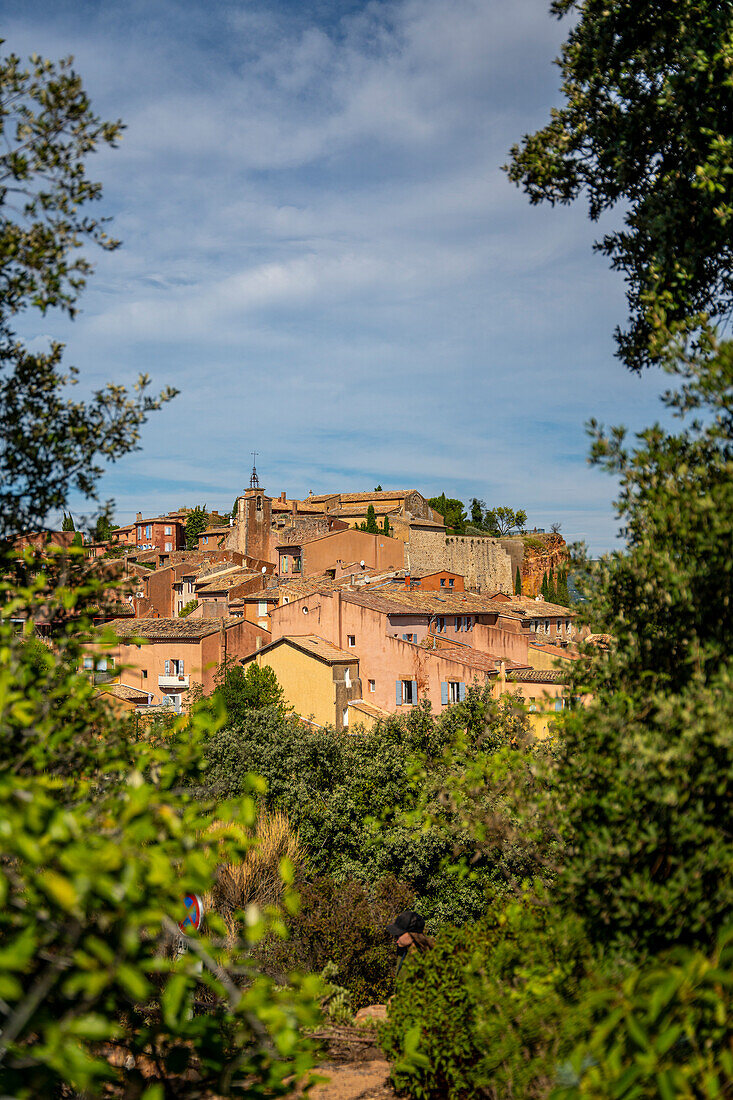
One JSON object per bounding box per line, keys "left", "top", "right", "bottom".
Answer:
{"left": 280, "top": 491, "right": 286, "bottom": 503}
{"left": 136, "top": 512, "right": 142, "bottom": 522}
{"left": 291, "top": 499, "right": 297, "bottom": 516}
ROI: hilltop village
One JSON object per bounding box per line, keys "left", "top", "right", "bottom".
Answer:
{"left": 54, "top": 471, "right": 590, "bottom": 735}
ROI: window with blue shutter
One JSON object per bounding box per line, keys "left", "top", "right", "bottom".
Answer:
{"left": 395, "top": 681, "right": 402, "bottom": 706}
{"left": 555, "top": 698, "right": 562, "bottom": 711}
{"left": 411, "top": 680, "right": 417, "bottom": 703}
{"left": 459, "top": 682, "right": 466, "bottom": 702}
{"left": 441, "top": 682, "right": 449, "bottom": 705}
{"left": 455, "top": 616, "right": 461, "bottom": 631}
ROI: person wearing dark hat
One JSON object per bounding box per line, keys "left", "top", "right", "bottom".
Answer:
{"left": 386, "top": 910, "right": 435, "bottom": 976}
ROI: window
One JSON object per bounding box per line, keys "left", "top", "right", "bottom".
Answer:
{"left": 396, "top": 679, "right": 416, "bottom": 705}
{"left": 347, "top": 635, "right": 356, "bottom": 647}
{"left": 281, "top": 556, "right": 288, "bottom": 573}
{"left": 342, "top": 707, "right": 349, "bottom": 728}
{"left": 141, "top": 669, "right": 148, "bottom": 679}
{"left": 203, "top": 536, "right": 208, "bottom": 545}
{"left": 83, "top": 656, "right": 93, "bottom": 671}
{"left": 293, "top": 557, "right": 302, "bottom": 573}
{"left": 566, "top": 620, "right": 572, "bottom": 634}
{"left": 448, "top": 578, "right": 454, "bottom": 588}
{"left": 283, "top": 597, "right": 289, "bottom": 604}
{"left": 545, "top": 620, "right": 550, "bottom": 633}
{"left": 369, "top": 679, "right": 375, "bottom": 693}
{"left": 258, "top": 601, "right": 267, "bottom": 616}
{"left": 402, "top": 633, "right": 416, "bottom": 642}
{"left": 146, "top": 525, "right": 152, "bottom": 538}
{"left": 165, "top": 525, "right": 172, "bottom": 535}
{"left": 440, "top": 578, "right": 445, "bottom": 587}
{"left": 436, "top": 616, "right": 445, "bottom": 633}
{"left": 344, "top": 667, "right": 351, "bottom": 688}
{"left": 165, "top": 542, "right": 173, "bottom": 552}
{"left": 166, "top": 659, "right": 185, "bottom": 676}
{"left": 256, "top": 496, "right": 262, "bottom": 511}
{"left": 441, "top": 681, "right": 466, "bottom": 705}
{"left": 455, "top": 616, "right": 461, "bottom": 631}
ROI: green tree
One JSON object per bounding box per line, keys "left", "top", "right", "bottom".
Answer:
{"left": 471, "top": 497, "right": 486, "bottom": 528}
{"left": 209, "top": 659, "right": 288, "bottom": 725}
{"left": 0, "top": 47, "right": 320, "bottom": 1095}
{"left": 514, "top": 566, "right": 522, "bottom": 595}
{"left": 365, "top": 504, "right": 379, "bottom": 534}
{"left": 428, "top": 494, "right": 467, "bottom": 534}
{"left": 547, "top": 569, "right": 557, "bottom": 603}
{"left": 555, "top": 341, "right": 733, "bottom": 954}
{"left": 185, "top": 503, "right": 209, "bottom": 549}
{"left": 383, "top": 515, "right": 391, "bottom": 537}
{"left": 93, "top": 512, "right": 113, "bottom": 542}
{"left": 506, "top": 0, "right": 733, "bottom": 373}
{"left": 484, "top": 507, "right": 528, "bottom": 536}
{"left": 61, "top": 512, "right": 74, "bottom": 531}
{"left": 556, "top": 567, "right": 570, "bottom": 607}
{"left": 0, "top": 50, "right": 175, "bottom": 539}
{"left": 374, "top": 484, "right": 382, "bottom": 491}
{"left": 541, "top": 572, "right": 549, "bottom": 599}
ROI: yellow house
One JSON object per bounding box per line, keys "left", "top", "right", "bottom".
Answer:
{"left": 527, "top": 641, "right": 577, "bottom": 671}
{"left": 497, "top": 667, "right": 570, "bottom": 739}
{"left": 240, "top": 634, "right": 364, "bottom": 732}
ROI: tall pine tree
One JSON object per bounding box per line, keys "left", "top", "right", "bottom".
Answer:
{"left": 514, "top": 566, "right": 522, "bottom": 595}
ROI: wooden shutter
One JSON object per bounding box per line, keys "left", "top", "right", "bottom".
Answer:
{"left": 411, "top": 680, "right": 418, "bottom": 702}
{"left": 165, "top": 659, "right": 170, "bottom": 675}
{"left": 441, "top": 682, "right": 449, "bottom": 705}
{"left": 459, "top": 682, "right": 466, "bottom": 702}
{"left": 395, "top": 681, "right": 402, "bottom": 706}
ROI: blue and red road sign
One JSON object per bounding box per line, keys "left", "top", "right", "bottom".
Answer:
{"left": 179, "top": 893, "right": 203, "bottom": 933}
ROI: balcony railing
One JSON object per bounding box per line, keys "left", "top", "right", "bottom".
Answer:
{"left": 158, "top": 674, "right": 190, "bottom": 690}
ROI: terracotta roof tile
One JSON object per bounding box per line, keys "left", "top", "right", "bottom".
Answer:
{"left": 97, "top": 683, "right": 151, "bottom": 702}
{"left": 507, "top": 669, "right": 567, "bottom": 684}
{"left": 106, "top": 617, "right": 238, "bottom": 640}
{"left": 308, "top": 490, "right": 409, "bottom": 503}
{"left": 245, "top": 634, "right": 357, "bottom": 665}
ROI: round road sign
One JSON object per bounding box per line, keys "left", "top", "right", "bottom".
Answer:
{"left": 179, "top": 893, "right": 203, "bottom": 933}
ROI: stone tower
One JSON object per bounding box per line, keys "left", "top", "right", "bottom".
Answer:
{"left": 234, "top": 457, "right": 271, "bottom": 561}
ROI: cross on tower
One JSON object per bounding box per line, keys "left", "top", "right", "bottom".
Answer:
{"left": 249, "top": 451, "right": 260, "bottom": 489}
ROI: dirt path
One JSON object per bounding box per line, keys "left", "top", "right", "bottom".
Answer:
{"left": 308, "top": 1058, "right": 395, "bottom": 1100}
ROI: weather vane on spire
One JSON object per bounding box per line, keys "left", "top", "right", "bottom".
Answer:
{"left": 249, "top": 451, "right": 260, "bottom": 489}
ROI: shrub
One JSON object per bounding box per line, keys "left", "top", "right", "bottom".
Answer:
{"left": 206, "top": 811, "right": 305, "bottom": 936}
{"left": 267, "top": 876, "right": 415, "bottom": 1011}
{"left": 382, "top": 900, "right": 596, "bottom": 1100}
{"left": 382, "top": 923, "right": 486, "bottom": 1099}
{"left": 554, "top": 928, "right": 733, "bottom": 1099}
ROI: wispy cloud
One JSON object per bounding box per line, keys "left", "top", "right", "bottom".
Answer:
{"left": 6, "top": 0, "right": 669, "bottom": 553}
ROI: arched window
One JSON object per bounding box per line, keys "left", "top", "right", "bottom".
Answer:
{"left": 256, "top": 496, "right": 262, "bottom": 511}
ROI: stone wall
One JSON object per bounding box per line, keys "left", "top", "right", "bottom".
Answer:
{"left": 406, "top": 529, "right": 513, "bottom": 593}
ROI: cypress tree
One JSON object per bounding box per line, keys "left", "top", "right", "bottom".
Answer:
{"left": 514, "top": 566, "right": 522, "bottom": 595}
{"left": 383, "top": 516, "right": 391, "bottom": 537}
{"left": 541, "top": 572, "right": 548, "bottom": 599}
{"left": 547, "top": 570, "right": 557, "bottom": 603}
{"left": 365, "top": 505, "right": 379, "bottom": 534}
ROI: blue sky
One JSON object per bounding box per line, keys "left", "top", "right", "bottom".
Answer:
{"left": 7, "top": 0, "right": 670, "bottom": 552}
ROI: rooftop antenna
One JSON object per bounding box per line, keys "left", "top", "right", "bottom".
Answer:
{"left": 249, "top": 451, "right": 260, "bottom": 489}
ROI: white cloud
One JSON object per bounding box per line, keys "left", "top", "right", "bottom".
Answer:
{"left": 5, "top": 0, "right": 669, "bottom": 553}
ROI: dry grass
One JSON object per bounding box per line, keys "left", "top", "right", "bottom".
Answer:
{"left": 204, "top": 811, "right": 304, "bottom": 932}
